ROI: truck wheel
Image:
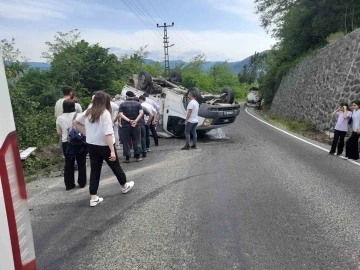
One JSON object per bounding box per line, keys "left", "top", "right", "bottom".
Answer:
{"left": 138, "top": 71, "right": 152, "bottom": 90}
{"left": 169, "top": 71, "right": 182, "bottom": 84}
{"left": 221, "top": 88, "right": 235, "bottom": 104}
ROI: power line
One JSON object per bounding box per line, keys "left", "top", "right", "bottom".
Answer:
{"left": 146, "top": 0, "right": 164, "bottom": 23}
{"left": 120, "top": 0, "right": 193, "bottom": 63}
{"left": 156, "top": 0, "right": 206, "bottom": 59}
{"left": 128, "top": 0, "right": 191, "bottom": 60}
{"left": 158, "top": 0, "right": 172, "bottom": 23}
{"left": 121, "top": 0, "right": 162, "bottom": 40}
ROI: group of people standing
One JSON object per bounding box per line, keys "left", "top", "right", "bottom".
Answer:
{"left": 330, "top": 100, "right": 360, "bottom": 160}
{"left": 54, "top": 87, "right": 164, "bottom": 206}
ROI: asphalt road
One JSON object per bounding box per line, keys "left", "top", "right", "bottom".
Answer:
{"left": 27, "top": 107, "right": 360, "bottom": 270}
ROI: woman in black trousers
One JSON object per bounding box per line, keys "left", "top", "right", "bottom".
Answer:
{"left": 74, "top": 91, "right": 134, "bottom": 207}
{"left": 346, "top": 100, "right": 360, "bottom": 160}
{"left": 329, "top": 103, "right": 351, "bottom": 156}
{"left": 56, "top": 99, "right": 87, "bottom": 190}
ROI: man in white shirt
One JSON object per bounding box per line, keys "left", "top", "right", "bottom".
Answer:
{"left": 143, "top": 93, "right": 159, "bottom": 147}
{"left": 54, "top": 86, "right": 82, "bottom": 119}
{"left": 139, "top": 96, "right": 156, "bottom": 152}
{"left": 114, "top": 94, "right": 124, "bottom": 146}
{"left": 110, "top": 100, "right": 120, "bottom": 148}
{"left": 181, "top": 90, "right": 199, "bottom": 150}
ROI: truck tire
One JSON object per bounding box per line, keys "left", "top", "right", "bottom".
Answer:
{"left": 169, "top": 71, "right": 182, "bottom": 84}
{"left": 221, "top": 87, "right": 235, "bottom": 104}
{"left": 138, "top": 71, "right": 152, "bottom": 90}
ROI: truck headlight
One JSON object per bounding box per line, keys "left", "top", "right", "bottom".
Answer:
{"left": 203, "top": 118, "right": 213, "bottom": 127}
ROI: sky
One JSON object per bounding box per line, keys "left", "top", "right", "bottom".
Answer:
{"left": 0, "top": 0, "right": 276, "bottom": 63}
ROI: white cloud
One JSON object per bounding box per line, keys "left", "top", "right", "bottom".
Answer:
{"left": 0, "top": 0, "right": 129, "bottom": 21}
{"left": 205, "top": 0, "right": 259, "bottom": 21}
{"left": 0, "top": 0, "right": 65, "bottom": 20}
{"left": 82, "top": 28, "right": 275, "bottom": 62}
{"left": 0, "top": 26, "right": 275, "bottom": 62}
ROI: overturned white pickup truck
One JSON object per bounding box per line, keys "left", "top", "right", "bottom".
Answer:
{"left": 121, "top": 71, "right": 240, "bottom": 138}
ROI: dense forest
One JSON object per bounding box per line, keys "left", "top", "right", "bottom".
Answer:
{"left": 1, "top": 29, "right": 256, "bottom": 151}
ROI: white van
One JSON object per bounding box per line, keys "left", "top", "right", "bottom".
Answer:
{"left": 0, "top": 58, "right": 37, "bottom": 269}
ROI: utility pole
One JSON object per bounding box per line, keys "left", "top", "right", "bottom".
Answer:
{"left": 157, "top": 22, "right": 174, "bottom": 77}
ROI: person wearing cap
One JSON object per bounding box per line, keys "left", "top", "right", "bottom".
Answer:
{"left": 115, "top": 91, "right": 144, "bottom": 162}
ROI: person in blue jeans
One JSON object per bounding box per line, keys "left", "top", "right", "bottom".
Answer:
{"left": 181, "top": 90, "right": 200, "bottom": 150}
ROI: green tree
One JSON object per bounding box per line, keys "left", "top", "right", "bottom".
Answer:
{"left": 143, "top": 61, "right": 163, "bottom": 77}
{"left": 238, "top": 52, "right": 267, "bottom": 84}
{"left": 118, "top": 46, "right": 150, "bottom": 81}
{"left": 16, "top": 68, "right": 58, "bottom": 107}
{"left": 210, "top": 62, "right": 237, "bottom": 91}
{"left": 1, "top": 38, "right": 29, "bottom": 79}
{"left": 255, "top": 0, "right": 360, "bottom": 104}
{"left": 50, "top": 40, "right": 121, "bottom": 95}
{"left": 42, "top": 29, "right": 81, "bottom": 62}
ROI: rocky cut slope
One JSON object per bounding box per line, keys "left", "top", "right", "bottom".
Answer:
{"left": 271, "top": 29, "right": 360, "bottom": 131}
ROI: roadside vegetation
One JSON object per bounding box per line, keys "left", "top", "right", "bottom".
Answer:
{"left": 252, "top": 0, "right": 360, "bottom": 105}
{"left": 1, "top": 30, "right": 255, "bottom": 179}
{"left": 253, "top": 108, "right": 333, "bottom": 145}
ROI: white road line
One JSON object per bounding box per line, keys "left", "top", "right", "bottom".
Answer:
{"left": 245, "top": 108, "right": 360, "bottom": 167}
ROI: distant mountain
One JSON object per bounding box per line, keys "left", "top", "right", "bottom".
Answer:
{"left": 28, "top": 62, "right": 50, "bottom": 70}
{"left": 27, "top": 51, "right": 268, "bottom": 75}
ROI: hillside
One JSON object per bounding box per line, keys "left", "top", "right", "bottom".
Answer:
{"left": 28, "top": 51, "right": 267, "bottom": 75}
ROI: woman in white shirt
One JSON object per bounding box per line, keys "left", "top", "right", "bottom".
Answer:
{"left": 74, "top": 91, "right": 134, "bottom": 207}
{"left": 346, "top": 100, "right": 360, "bottom": 160}
{"left": 56, "top": 99, "right": 87, "bottom": 190}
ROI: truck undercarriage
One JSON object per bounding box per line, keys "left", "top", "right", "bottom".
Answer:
{"left": 121, "top": 71, "right": 241, "bottom": 138}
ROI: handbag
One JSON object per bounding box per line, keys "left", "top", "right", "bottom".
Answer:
{"left": 66, "top": 113, "right": 86, "bottom": 157}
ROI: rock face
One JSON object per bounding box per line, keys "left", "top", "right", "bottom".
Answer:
{"left": 271, "top": 29, "right": 360, "bottom": 131}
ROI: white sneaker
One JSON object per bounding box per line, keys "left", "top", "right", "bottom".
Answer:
{"left": 136, "top": 157, "right": 142, "bottom": 162}
{"left": 90, "top": 196, "right": 104, "bottom": 207}
{"left": 122, "top": 181, "right": 134, "bottom": 194}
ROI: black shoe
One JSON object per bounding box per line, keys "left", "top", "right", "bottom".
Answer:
{"left": 191, "top": 145, "right": 197, "bottom": 149}
{"left": 155, "top": 143, "right": 159, "bottom": 146}
{"left": 66, "top": 184, "right": 76, "bottom": 191}
{"left": 181, "top": 145, "right": 190, "bottom": 150}
{"left": 124, "top": 156, "right": 130, "bottom": 163}
{"left": 142, "top": 152, "right": 147, "bottom": 158}
{"left": 329, "top": 152, "right": 334, "bottom": 155}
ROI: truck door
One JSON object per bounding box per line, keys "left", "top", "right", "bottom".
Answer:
{"left": 163, "top": 91, "right": 187, "bottom": 137}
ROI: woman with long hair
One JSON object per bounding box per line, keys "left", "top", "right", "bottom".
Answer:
{"left": 329, "top": 102, "right": 352, "bottom": 156}
{"left": 345, "top": 100, "right": 360, "bottom": 160}
{"left": 74, "top": 91, "right": 134, "bottom": 207}
{"left": 56, "top": 99, "right": 87, "bottom": 190}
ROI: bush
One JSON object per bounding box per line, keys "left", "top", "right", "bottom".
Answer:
{"left": 326, "top": 32, "right": 345, "bottom": 44}
{"left": 269, "top": 114, "right": 316, "bottom": 132}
